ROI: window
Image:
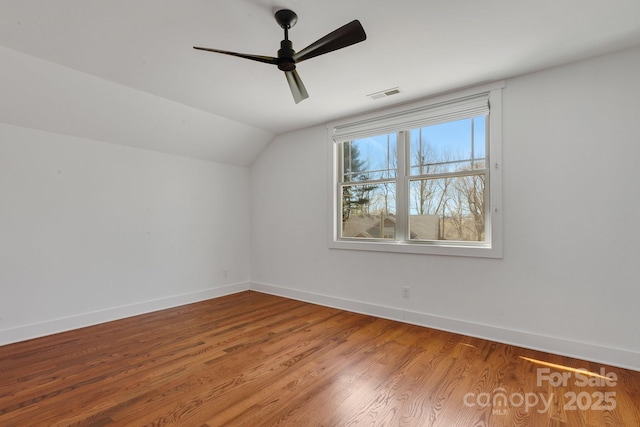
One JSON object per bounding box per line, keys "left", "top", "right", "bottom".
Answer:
{"left": 329, "top": 83, "right": 503, "bottom": 258}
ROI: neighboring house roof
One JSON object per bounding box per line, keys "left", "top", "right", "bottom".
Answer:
{"left": 342, "top": 214, "right": 439, "bottom": 240}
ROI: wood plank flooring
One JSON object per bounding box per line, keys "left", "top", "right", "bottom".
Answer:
{"left": 0, "top": 291, "right": 638, "bottom": 426}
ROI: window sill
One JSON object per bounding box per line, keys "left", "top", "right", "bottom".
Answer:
{"left": 329, "top": 239, "right": 502, "bottom": 258}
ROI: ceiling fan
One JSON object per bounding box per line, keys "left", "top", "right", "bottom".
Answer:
{"left": 193, "top": 9, "right": 367, "bottom": 104}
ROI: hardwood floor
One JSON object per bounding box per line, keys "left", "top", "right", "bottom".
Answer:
{"left": 1, "top": 291, "right": 638, "bottom": 426}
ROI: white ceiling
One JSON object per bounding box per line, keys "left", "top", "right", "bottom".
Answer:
{"left": 2, "top": 0, "right": 640, "bottom": 165}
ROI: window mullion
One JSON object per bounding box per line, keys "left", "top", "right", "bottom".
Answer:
{"left": 395, "top": 131, "right": 409, "bottom": 242}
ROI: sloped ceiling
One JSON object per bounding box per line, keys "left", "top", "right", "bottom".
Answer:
{"left": 1, "top": 0, "right": 640, "bottom": 166}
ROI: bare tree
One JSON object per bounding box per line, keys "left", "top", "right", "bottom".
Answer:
{"left": 460, "top": 173, "right": 485, "bottom": 241}
{"left": 412, "top": 130, "right": 485, "bottom": 241}
{"left": 412, "top": 136, "right": 450, "bottom": 215}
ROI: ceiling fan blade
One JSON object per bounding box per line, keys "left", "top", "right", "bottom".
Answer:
{"left": 293, "top": 20, "right": 366, "bottom": 63}
{"left": 193, "top": 46, "right": 278, "bottom": 65}
{"left": 285, "top": 70, "right": 309, "bottom": 104}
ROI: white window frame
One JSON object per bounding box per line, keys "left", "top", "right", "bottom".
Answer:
{"left": 327, "top": 81, "right": 504, "bottom": 258}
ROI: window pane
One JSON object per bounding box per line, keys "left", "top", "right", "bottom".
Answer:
{"left": 342, "top": 182, "right": 396, "bottom": 239}
{"left": 410, "top": 116, "right": 487, "bottom": 175}
{"left": 342, "top": 134, "right": 396, "bottom": 182}
{"left": 409, "top": 173, "right": 485, "bottom": 241}
{"left": 473, "top": 116, "right": 486, "bottom": 165}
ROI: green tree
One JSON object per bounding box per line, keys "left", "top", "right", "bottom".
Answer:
{"left": 342, "top": 142, "right": 377, "bottom": 221}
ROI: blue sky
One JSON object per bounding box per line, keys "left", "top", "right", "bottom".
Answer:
{"left": 348, "top": 115, "right": 487, "bottom": 177}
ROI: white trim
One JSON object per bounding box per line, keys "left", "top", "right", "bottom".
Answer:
{"left": 487, "top": 86, "right": 503, "bottom": 257}
{"left": 0, "top": 282, "right": 249, "bottom": 346}
{"left": 249, "top": 281, "right": 640, "bottom": 372}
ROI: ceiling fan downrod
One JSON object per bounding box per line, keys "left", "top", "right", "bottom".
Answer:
{"left": 275, "top": 9, "right": 297, "bottom": 71}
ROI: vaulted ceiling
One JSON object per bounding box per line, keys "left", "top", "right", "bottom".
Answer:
{"left": 2, "top": 0, "right": 640, "bottom": 166}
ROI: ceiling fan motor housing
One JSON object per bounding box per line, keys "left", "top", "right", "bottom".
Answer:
{"left": 277, "top": 40, "right": 296, "bottom": 71}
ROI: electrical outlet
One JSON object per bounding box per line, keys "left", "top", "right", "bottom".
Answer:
{"left": 224, "top": 269, "right": 228, "bottom": 278}
{"left": 402, "top": 286, "right": 410, "bottom": 299}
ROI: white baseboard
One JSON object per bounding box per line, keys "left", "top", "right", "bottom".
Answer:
{"left": 0, "top": 282, "right": 249, "bottom": 346}
{"left": 249, "top": 281, "right": 640, "bottom": 372}
{"left": 3, "top": 281, "right": 638, "bottom": 372}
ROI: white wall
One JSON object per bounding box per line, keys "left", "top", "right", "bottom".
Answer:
{"left": 250, "top": 47, "right": 640, "bottom": 370}
{"left": 0, "top": 124, "right": 250, "bottom": 343}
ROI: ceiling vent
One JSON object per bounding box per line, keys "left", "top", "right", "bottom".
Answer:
{"left": 367, "top": 87, "right": 400, "bottom": 100}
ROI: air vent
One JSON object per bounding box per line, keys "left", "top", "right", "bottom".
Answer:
{"left": 367, "top": 87, "right": 400, "bottom": 100}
